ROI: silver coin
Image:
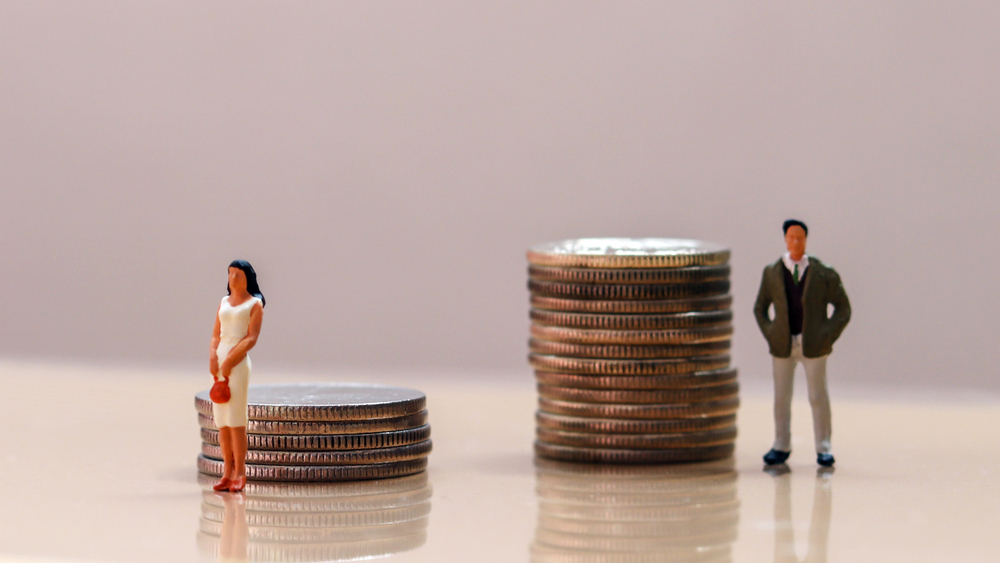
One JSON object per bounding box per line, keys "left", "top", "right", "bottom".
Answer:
{"left": 200, "top": 502, "right": 432, "bottom": 528}
{"left": 196, "top": 471, "right": 429, "bottom": 497}
{"left": 199, "top": 516, "right": 429, "bottom": 542}
{"left": 200, "top": 425, "right": 431, "bottom": 451}
{"left": 201, "top": 440, "right": 431, "bottom": 466}
{"left": 201, "top": 486, "right": 433, "bottom": 513}
{"left": 195, "top": 383, "right": 425, "bottom": 421}
{"left": 197, "top": 410, "right": 429, "bottom": 435}
{"left": 197, "top": 455, "right": 428, "bottom": 482}
{"left": 528, "top": 264, "right": 731, "bottom": 284}
{"left": 197, "top": 530, "right": 427, "bottom": 562}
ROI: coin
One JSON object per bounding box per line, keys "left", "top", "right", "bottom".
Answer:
{"left": 527, "top": 239, "right": 730, "bottom": 269}
{"left": 196, "top": 471, "right": 429, "bottom": 497}
{"left": 529, "top": 339, "right": 730, "bottom": 359}
{"left": 530, "top": 541, "right": 731, "bottom": 563}
{"left": 534, "top": 529, "right": 737, "bottom": 552}
{"left": 201, "top": 440, "right": 431, "bottom": 466}
{"left": 530, "top": 309, "right": 732, "bottom": 330}
{"left": 536, "top": 412, "right": 737, "bottom": 434}
{"left": 530, "top": 294, "right": 733, "bottom": 314}
{"left": 531, "top": 324, "right": 732, "bottom": 345}
{"left": 528, "top": 264, "right": 730, "bottom": 284}
{"left": 537, "top": 426, "right": 737, "bottom": 449}
{"left": 197, "top": 410, "right": 429, "bottom": 435}
{"left": 534, "top": 456, "right": 737, "bottom": 479}
{"left": 197, "top": 455, "right": 428, "bottom": 481}
{"left": 529, "top": 354, "right": 730, "bottom": 375}
{"left": 200, "top": 502, "right": 432, "bottom": 528}
{"left": 535, "top": 441, "right": 735, "bottom": 464}
{"left": 197, "top": 531, "right": 427, "bottom": 562}
{"left": 537, "top": 513, "right": 739, "bottom": 539}
{"left": 537, "top": 382, "right": 739, "bottom": 404}
{"left": 199, "top": 516, "right": 429, "bottom": 543}
{"left": 200, "top": 425, "right": 431, "bottom": 451}
{"left": 529, "top": 279, "right": 730, "bottom": 300}
{"left": 538, "top": 397, "right": 740, "bottom": 419}
{"left": 534, "top": 368, "right": 738, "bottom": 390}
{"left": 194, "top": 383, "right": 426, "bottom": 422}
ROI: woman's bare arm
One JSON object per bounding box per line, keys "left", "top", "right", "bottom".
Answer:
{"left": 209, "top": 311, "right": 221, "bottom": 376}
{"left": 220, "top": 302, "right": 263, "bottom": 378}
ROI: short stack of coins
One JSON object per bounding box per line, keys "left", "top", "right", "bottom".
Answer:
{"left": 196, "top": 473, "right": 431, "bottom": 561}
{"left": 196, "top": 383, "right": 432, "bottom": 481}
{"left": 531, "top": 458, "right": 739, "bottom": 563}
{"left": 527, "top": 238, "right": 738, "bottom": 464}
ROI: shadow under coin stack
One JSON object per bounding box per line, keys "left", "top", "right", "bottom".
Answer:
{"left": 532, "top": 458, "right": 739, "bottom": 563}
{"left": 197, "top": 472, "right": 431, "bottom": 562}
{"left": 196, "top": 383, "right": 432, "bottom": 481}
{"left": 528, "top": 239, "right": 738, "bottom": 464}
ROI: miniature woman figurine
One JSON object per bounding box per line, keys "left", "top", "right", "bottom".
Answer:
{"left": 209, "top": 260, "right": 264, "bottom": 492}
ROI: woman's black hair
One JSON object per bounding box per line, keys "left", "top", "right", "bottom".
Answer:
{"left": 782, "top": 219, "right": 808, "bottom": 236}
{"left": 228, "top": 260, "right": 266, "bottom": 307}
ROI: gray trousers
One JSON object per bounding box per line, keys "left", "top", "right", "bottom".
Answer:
{"left": 772, "top": 336, "right": 832, "bottom": 454}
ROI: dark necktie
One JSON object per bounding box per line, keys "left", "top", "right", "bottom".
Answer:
{"left": 793, "top": 264, "right": 799, "bottom": 284}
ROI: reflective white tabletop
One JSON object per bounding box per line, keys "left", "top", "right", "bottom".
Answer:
{"left": 0, "top": 360, "right": 997, "bottom": 562}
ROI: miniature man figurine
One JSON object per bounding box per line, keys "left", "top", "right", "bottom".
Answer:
{"left": 754, "top": 220, "right": 850, "bottom": 467}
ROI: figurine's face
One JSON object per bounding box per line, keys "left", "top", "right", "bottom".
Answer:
{"left": 784, "top": 226, "right": 807, "bottom": 260}
{"left": 228, "top": 267, "right": 247, "bottom": 294}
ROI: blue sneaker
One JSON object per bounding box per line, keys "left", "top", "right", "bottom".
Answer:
{"left": 763, "top": 449, "right": 791, "bottom": 465}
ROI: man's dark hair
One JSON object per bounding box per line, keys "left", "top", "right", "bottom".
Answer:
{"left": 782, "top": 219, "right": 808, "bottom": 236}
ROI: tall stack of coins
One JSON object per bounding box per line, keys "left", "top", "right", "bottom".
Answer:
{"left": 531, "top": 459, "right": 739, "bottom": 563}
{"left": 196, "top": 383, "right": 432, "bottom": 481}
{"left": 197, "top": 473, "right": 431, "bottom": 561}
{"left": 528, "top": 239, "right": 738, "bottom": 464}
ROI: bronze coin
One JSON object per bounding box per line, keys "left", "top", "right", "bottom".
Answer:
{"left": 200, "top": 425, "right": 431, "bottom": 451}
{"left": 197, "top": 410, "right": 429, "bottom": 435}
{"left": 197, "top": 454, "right": 428, "bottom": 482}
{"left": 529, "top": 338, "right": 730, "bottom": 359}
{"left": 535, "top": 441, "right": 735, "bottom": 464}
{"left": 534, "top": 455, "right": 736, "bottom": 479}
{"left": 538, "top": 397, "right": 740, "bottom": 420}
{"left": 536, "top": 426, "right": 737, "bottom": 449}
{"left": 529, "top": 279, "right": 730, "bottom": 300}
{"left": 531, "top": 294, "right": 733, "bottom": 314}
{"left": 536, "top": 411, "right": 737, "bottom": 434}
{"left": 536, "top": 512, "right": 739, "bottom": 539}
{"left": 534, "top": 367, "right": 738, "bottom": 390}
{"left": 527, "top": 238, "right": 730, "bottom": 269}
{"left": 528, "top": 264, "right": 730, "bottom": 284}
{"left": 200, "top": 440, "right": 432, "bottom": 466}
{"left": 530, "top": 309, "right": 732, "bottom": 330}
{"left": 531, "top": 324, "right": 732, "bottom": 345}
{"left": 529, "top": 354, "right": 730, "bottom": 375}
{"left": 537, "top": 382, "right": 739, "bottom": 404}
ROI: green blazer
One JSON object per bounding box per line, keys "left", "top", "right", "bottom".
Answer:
{"left": 753, "top": 256, "right": 851, "bottom": 358}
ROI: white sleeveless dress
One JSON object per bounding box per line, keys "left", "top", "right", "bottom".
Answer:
{"left": 212, "top": 295, "right": 261, "bottom": 428}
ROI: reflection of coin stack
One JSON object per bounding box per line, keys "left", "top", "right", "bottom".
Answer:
{"left": 532, "top": 459, "right": 739, "bottom": 563}
{"left": 195, "top": 383, "right": 432, "bottom": 481}
{"left": 528, "top": 239, "right": 738, "bottom": 464}
{"left": 196, "top": 472, "right": 431, "bottom": 562}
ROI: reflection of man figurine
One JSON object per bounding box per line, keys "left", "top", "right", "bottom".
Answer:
{"left": 754, "top": 220, "right": 850, "bottom": 467}
{"left": 769, "top": 467, "right": 833, "bottom": 563}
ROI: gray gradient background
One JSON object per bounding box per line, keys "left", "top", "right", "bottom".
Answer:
{"left": 1, "top": 2, "right": 997, "bottom": 391}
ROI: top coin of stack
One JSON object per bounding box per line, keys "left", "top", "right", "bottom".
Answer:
{"left": 196, "top": 383, "right": 432, "bottom": 481}
{"left": 527, "top": 238, "right": 738, "bottom": 464}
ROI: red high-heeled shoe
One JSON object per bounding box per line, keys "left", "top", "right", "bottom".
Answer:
{"left": 229, "top": 476, "right": 246, "bottom": 492}
{"left": 212, "top": 477, "right": 232, "bottom": 491}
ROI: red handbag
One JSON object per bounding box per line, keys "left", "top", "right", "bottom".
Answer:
{"left": 210, "top": 379, "right": 231, "bottom": 403}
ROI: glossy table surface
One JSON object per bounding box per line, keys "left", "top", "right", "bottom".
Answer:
{"left": 0, "top": 360, "right": 997, "bottom": 563}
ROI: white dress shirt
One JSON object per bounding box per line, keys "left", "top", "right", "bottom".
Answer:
{"left": 781, "top": 252, "right": 809, "bottom": 278}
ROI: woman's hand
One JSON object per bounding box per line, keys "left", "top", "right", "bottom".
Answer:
{"left": 220, "top": 359, "right": 232, "bottom": 379}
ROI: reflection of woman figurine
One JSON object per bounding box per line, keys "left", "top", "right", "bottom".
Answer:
{"left": 209, "top": 260, "right": 264, "bottom": 493}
